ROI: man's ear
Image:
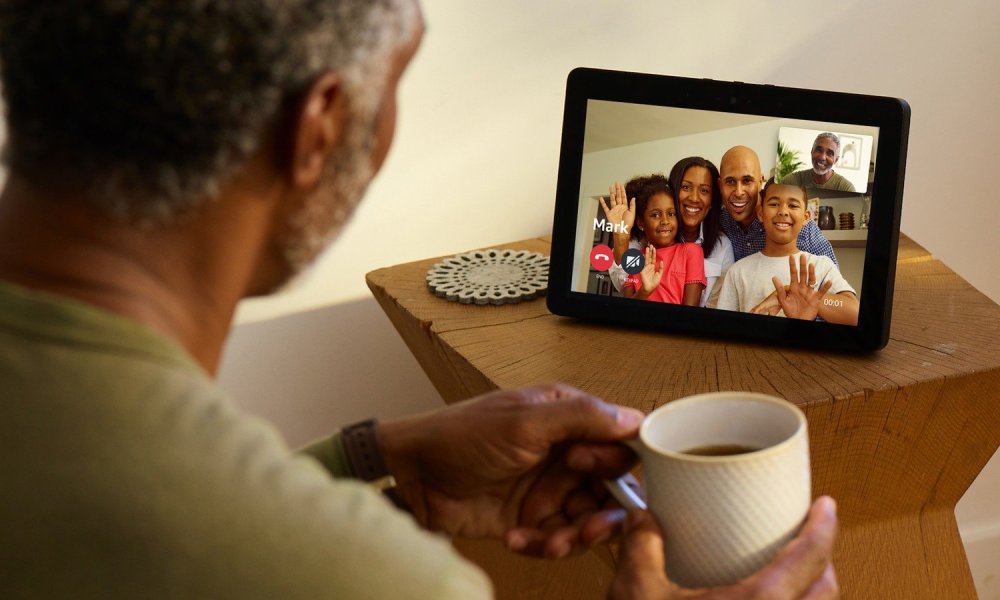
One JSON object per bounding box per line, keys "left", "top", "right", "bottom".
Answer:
{"left": 289, "top": 72, "right": 348, "bottom": 189}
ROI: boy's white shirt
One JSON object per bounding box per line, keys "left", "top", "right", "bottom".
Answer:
{"left": 716, "top": 250, "right": 855, "bottom": 315}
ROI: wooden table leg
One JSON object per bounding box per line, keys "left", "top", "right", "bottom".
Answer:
{"left": 803, "top": 373, "right": 1000, "bottom": 599}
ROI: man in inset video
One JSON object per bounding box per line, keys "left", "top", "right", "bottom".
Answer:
{"left": 781, "top": 132, "right": 857, "bottom": 192}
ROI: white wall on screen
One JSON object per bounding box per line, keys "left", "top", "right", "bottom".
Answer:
{"left": 573, "top": 196, "right": 600, "bottom": 291}
{"left": 580, "top": 119, "right": 783, "bottom": 199}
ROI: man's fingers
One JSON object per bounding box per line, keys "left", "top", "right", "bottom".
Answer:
{"left": 543, "top": 523, "right": 584, "bottom": 559}
{"left": 505, "top": 524, "right": 578, "bottom": 559}
{"left": 545, "top": 508, "right": 632, "bottom": 558}
{"left": 563, "top": 489, "right": 600, "bottom": 521}
{"left": 504, "top": 526, "right": 549, "bottom": 556}
{"left": 807, "top": 262, "right": 817, "bottom": 288}
{"left": 519, "top": 461, "right": 585, "bottom": 526}
{"left": 505, "top": 508, "right": 629, "bottom": 559}
{"left": 610, "top": 511, "right": 673, "bottom": 600}
{"left": 799, "top": 253, "right": 809, "bottom": 286}
{"left": 802, "top": 563, "right": 839, "bottom": 600}
{"left": 524, "top": 383, "right": 644, "bottom": 432}
{"left": 579, "top": 507, "right": 628, "bottom": 547}
{"left": 619, "top": 511, "right": 667, "bottom": 573}
{"left": 744, "top": 496, "right": 838, "bottom": 596}
{"left": 565, "top": 442, "right": 638, "bottom": 478}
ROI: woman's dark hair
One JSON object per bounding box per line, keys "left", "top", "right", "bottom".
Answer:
{"left": 668, "top": 157, "right": 723, "bottom": 256}
{"left": 624, "top": 174, "right": 675, "bottom": 242}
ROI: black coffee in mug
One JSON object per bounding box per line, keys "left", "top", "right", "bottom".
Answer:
{"left": 681, "top": 444, "right": 760, "bottom": 457}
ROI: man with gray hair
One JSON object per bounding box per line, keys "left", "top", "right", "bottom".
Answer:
{"left": 0, "top": 1, "right": 838, "bottom": 598}
{"left": 781, "top": 132, "right": 857, "bottom": 192}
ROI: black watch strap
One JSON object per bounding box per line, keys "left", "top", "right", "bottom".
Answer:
{"left": 340, "top": 419, "right": 408, "bottom": 510}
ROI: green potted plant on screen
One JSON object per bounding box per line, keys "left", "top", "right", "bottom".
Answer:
{"left": 774, "top": 141, "right": 804, "bottom": 182}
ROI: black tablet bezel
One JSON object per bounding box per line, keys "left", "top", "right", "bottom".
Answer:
{"left": 546, "top": 68, "right": 910, "bottom": 351}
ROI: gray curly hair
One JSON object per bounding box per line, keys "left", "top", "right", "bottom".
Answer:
{"left": 814, "top": 132, "right": 841, "bottom": 154}
{"left": 0, "top": 0, "right": 417, "bottom": 223}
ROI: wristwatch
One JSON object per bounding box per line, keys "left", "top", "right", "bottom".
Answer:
{"left": 340, "top": 418, "right": 408, "bottom": 510}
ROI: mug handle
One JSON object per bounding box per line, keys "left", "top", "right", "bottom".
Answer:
{"left": 602, "top": 438, "right": 647, "bottom": 511}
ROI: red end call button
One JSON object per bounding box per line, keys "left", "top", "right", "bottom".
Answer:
{"left": 590, "top": 244, "right": 614, "bottom": 271}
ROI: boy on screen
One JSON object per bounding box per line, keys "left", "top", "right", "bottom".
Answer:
{"left": 716, "top": 181, "right": 859, "bottom": 324}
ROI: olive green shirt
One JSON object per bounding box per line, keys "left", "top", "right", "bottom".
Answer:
{"left": 781, "top": 169, "right": 857, "bottom": 192}
{"left": 0, "top": 280, "right": 491, "bottom": 599}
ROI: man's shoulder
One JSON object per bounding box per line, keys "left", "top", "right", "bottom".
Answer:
{"left": 781, "top": 170, "right": 810, "bottom": 184}
{"left": 829, "top": 172, "right": 857, "bottom": 191}
{"left": 2, "top": 346, "right": 481, "bottom": 598}
{"left": 803, "top": 251, "right": 838, "bottom": 271}
{"left": 798, "top": 219, "right": 829, "bottom": 245}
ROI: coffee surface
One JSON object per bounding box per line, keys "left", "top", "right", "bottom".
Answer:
{"left": 681, "top": 443, "right": 760, "bottom": 456}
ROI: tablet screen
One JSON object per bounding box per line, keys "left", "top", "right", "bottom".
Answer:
{"left": 575, "top": 101, "right": 877, "bottom": 324}
{"left": 547, "top": 69, "right": 909, "bottom": 350}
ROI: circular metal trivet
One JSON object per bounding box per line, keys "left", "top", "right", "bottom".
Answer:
{"left": 426, "top": 248, "right": 549, "bottom": 305}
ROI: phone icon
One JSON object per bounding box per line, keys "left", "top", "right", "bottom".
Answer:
{"left": 590, "top": 245, "right": 614, "bottom": 271}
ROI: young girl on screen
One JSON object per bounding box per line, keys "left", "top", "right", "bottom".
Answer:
{"left": 621, "top": 174, "right": 706, "bottom": 305}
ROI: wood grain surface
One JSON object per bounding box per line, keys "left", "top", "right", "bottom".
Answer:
{"left": 367, "top": 234, "right": 1000, "bottom": 600}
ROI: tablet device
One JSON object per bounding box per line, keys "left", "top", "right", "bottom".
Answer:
{"left": 547, "top": 68, "right": 910, "bottom": 351}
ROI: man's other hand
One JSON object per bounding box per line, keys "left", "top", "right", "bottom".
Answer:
{"left": 610, "top": 496, "right": 839, "bottom": 599}
{"left": 378, "top": 384, "right": 644, "bottom": 558}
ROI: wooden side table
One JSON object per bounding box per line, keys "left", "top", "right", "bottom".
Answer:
{"left": 367, "top": 234, "right": 1000, "bottom": 600}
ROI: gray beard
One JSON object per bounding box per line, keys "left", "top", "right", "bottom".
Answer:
{"left": 275, "top": 0, "right": 416, "bottom": 288}
{"left": 277, "top": 83, "right": 383, "bottom": 289}
{"left": 281, "top": 125, "right": 377, "bottom": 276}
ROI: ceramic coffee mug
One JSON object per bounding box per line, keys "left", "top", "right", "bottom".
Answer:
{"left": 605, "top": 392, "right": 810, "bottom": 589}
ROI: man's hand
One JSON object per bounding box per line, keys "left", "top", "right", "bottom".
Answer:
{"left": 638, "top": 245, "right": 663, "bottom": 299}
{"left": 771, "top": 255, "right": 833, "bottom": 321}
{"left": 377, "top": 385, "right": 644, "bottom": 559}
{"left": 610, "top": 497, "right": 839, "bottom": 599}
